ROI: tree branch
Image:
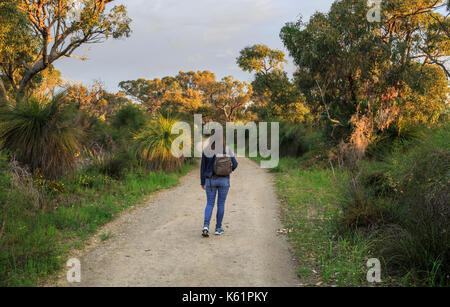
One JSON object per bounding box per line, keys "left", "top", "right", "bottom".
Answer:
{"left": 420, "top": 47, "right": 450, "bottom": 79}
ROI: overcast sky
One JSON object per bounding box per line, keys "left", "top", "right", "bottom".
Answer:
{"left": 54, "top": 0, "right": 335, "bottom": 92}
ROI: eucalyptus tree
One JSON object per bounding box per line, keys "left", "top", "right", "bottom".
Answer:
{"left": 0, "top": 0, "right": 131, "bottom": 102}
{"left": 280, "top": 0, "right": 448, "bottom": 138}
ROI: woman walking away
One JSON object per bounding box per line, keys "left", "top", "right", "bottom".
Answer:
{"left": 200, "top": 141, "right": 238, "bottom": 237}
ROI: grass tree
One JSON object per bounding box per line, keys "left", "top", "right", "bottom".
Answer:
{"left": 0, "top": 92, "right": 82, "bottom": 178}
{"left": 134, "top": 114, "right": 184, "bottom": 172}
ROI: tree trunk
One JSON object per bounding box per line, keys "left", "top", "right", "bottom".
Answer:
{"left": 0, "top": 78, "right": 9, "bottom": 103}
{"left": 17, "top": 59, "right": 48, "bottom": 99}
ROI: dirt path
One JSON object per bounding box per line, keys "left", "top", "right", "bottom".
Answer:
{"left": 57, "top": 158, "right": 300, "bottom": 287}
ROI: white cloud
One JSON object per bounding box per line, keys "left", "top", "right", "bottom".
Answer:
{"left": 54, "top": 0, "right": 335, "bottom": 91}
{"left": 216, "top": 48, "right": 235, "bottom": 58}
{"left": 187, "top": 54, "right": 205, "bottom": 64}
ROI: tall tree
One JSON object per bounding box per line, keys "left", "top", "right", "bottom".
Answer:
{"left": 237, "top": 44, "right": 286, "bottom": 76}
{"left": 211, "top": 76, "right": 252, "bottom": 122}
{"left": 119, "top": 71, "right": 220, "bottom": 117}
{"left": 119, "top": 77, "right": 181, "bottom": 115}
{"left": 65, "top": 80, "right": 128, "bottom": 120}
{"left": 237, "top": 44, "right": 308, "bottom": 123}
{"left": 0, "top": 0, "right": 37, "bottom": 102}
{"left": 0, "top": 0, "right": 131, "bottom": 102}
{"left": 281, "top": 0, "right": 448, "bottom": 140}
{"left": 380, "top": 0, "right": 450, "bottom": 78}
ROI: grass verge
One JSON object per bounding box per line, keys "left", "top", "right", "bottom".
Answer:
{"left": 269, "top": 158, "right": 376, "bottom": 286}
{"left": 0, "top": 158, "right": 197, "bottom": 286}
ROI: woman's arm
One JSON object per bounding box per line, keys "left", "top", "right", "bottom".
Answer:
{"left": 200, "top": 153, "right": 206, "bottom": 186}
{"left": 231, "top": 156, "right": 238, "bottom": 171}
{"left": 227, "top": 147, "right": 239, "bottom": 171}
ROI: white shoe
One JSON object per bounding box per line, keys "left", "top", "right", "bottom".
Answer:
{"left": 215, "top": 228, "right": 225, "bottom": 235}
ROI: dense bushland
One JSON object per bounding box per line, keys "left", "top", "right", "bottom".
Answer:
{"left": 339, "top": 124, "right": 449, "bottom": 285}
{"left": 0, "top": 96, "right": 194, "bottom": 286}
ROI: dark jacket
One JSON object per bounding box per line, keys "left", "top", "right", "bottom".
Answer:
{"left": 200, "top": 149, "right": 238, "bottom": 186}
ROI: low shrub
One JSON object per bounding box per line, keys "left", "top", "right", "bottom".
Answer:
{"left": 0, "top": 93, "right": 82, "bottom": 179}
{"left": 279, "top": 121, "right": 325, "bottom": 158}
{"left": 134, "top": 114, "right": 184, "bottom": 172}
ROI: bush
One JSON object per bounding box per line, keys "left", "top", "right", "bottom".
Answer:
{"left": 339, "top": 123, "right": 450, "bottom": 285}
{"left": 0, "top": 151, "right": 61, "bottom": 286}
{"left": 379, "top": 125, "right": 449, "bottom": 285}
{"left": 338, "top": 177, "right": 384, "bottom": 228}
{"left": 0, "top": 93, "right": 81, "bottom": 179}
{"left": 134, "top": 114, "right": 184, "bottom": 172}
{"left": 279, "top": 121, "right": 324, "bottom": 158}
{"left": 365, "top": 125, "right": 421, "bottom": 161}
{"left": 110, "top": 103, "right": 147, "bottom": 143}
{"left": 97, "top": 150, "right": 136, "bottom": 180}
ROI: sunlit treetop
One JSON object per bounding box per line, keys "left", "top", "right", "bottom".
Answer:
{"left": 237, "top": 44, "right": 287, "bottom": 75}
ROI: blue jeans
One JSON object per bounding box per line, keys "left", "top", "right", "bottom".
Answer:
{"left": 204, "top": 176, "right": 230, "bottom": 230}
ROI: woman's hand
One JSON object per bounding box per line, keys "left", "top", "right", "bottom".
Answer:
{"left": 202, "top": 185, "right": 206, "bottom": 190}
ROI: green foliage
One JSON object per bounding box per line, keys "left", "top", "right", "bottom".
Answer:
{"left": 275, "top": 158, "right": 371, "bottom": 286}
{"left": 134, "top": 114, "right": 184, "bottom": 172}
{"left": 96, "top": 149, "right": 136, "bottom": 180}
{"left": 100, "top": 231, "right": 114, "bottom": 241}
{"left": 110, "top": 103, "right": 148, "bottom": 147}
{"left": 339, "top": 124, "right": 450, "bottom": 285}
{"left": 236, "top": 45, "right": 310, "bottom": 124}
{"left": 280, "top": 1, "right": 383, "bottom": 131}
{"left": 237, "top": 44, "right": 286, "bottom": 74}
{"left": 280, "top": 0, "right": 448, "bottom": 138}
{"left": 75, "top": 173, "right": 112, "bottom": 189}
{"left": 0, "top": 149, "right": 197, "bottom": 286}
{"left": 33, "top": 169, "right": 65, "bottom": 195}
{"left": 0, "top": 0, "right": 37, "bottom": 83}
{"left": 253, "top": 71, "right": 310, "bottom": 123}
{"left": 279, "top": 121, "right": 324, "bottom": 158}
{"left": 111, "top": 103, "right": 147, "bottom": 133}
{"left": 0, "top": 93, "right": 82, "bottom": 178}
{"left": 365, "top": 125, "right": 422, "bottom": 160}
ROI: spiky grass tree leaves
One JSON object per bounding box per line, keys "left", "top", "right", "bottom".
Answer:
{"left": 0, "top": 93, "right": 82, "bottom": 179}
{"left": 134, "top": 114, "right": 184, "bottom": 172}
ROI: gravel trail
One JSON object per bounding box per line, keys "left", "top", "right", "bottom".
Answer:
{"left": 58, "top": 158, "right": 299, "bottom": 287}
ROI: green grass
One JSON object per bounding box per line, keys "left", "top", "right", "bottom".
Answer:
{"left": 248, "top": 123, "right": 448, "bottom": 286}
{"left": 271, "top": 123, "right": 449, "bottom": 287}
{"left": 100, "top": 231, "right": 114, "bottom": 242}
{"left": 272, "top": 158, "right": 375, "bottom": 286}
{"left": 349, "top": 124, "right": 450, "bottom": 286}
{"left": 0, "top": 158, "right": 197, "bottom": 287}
